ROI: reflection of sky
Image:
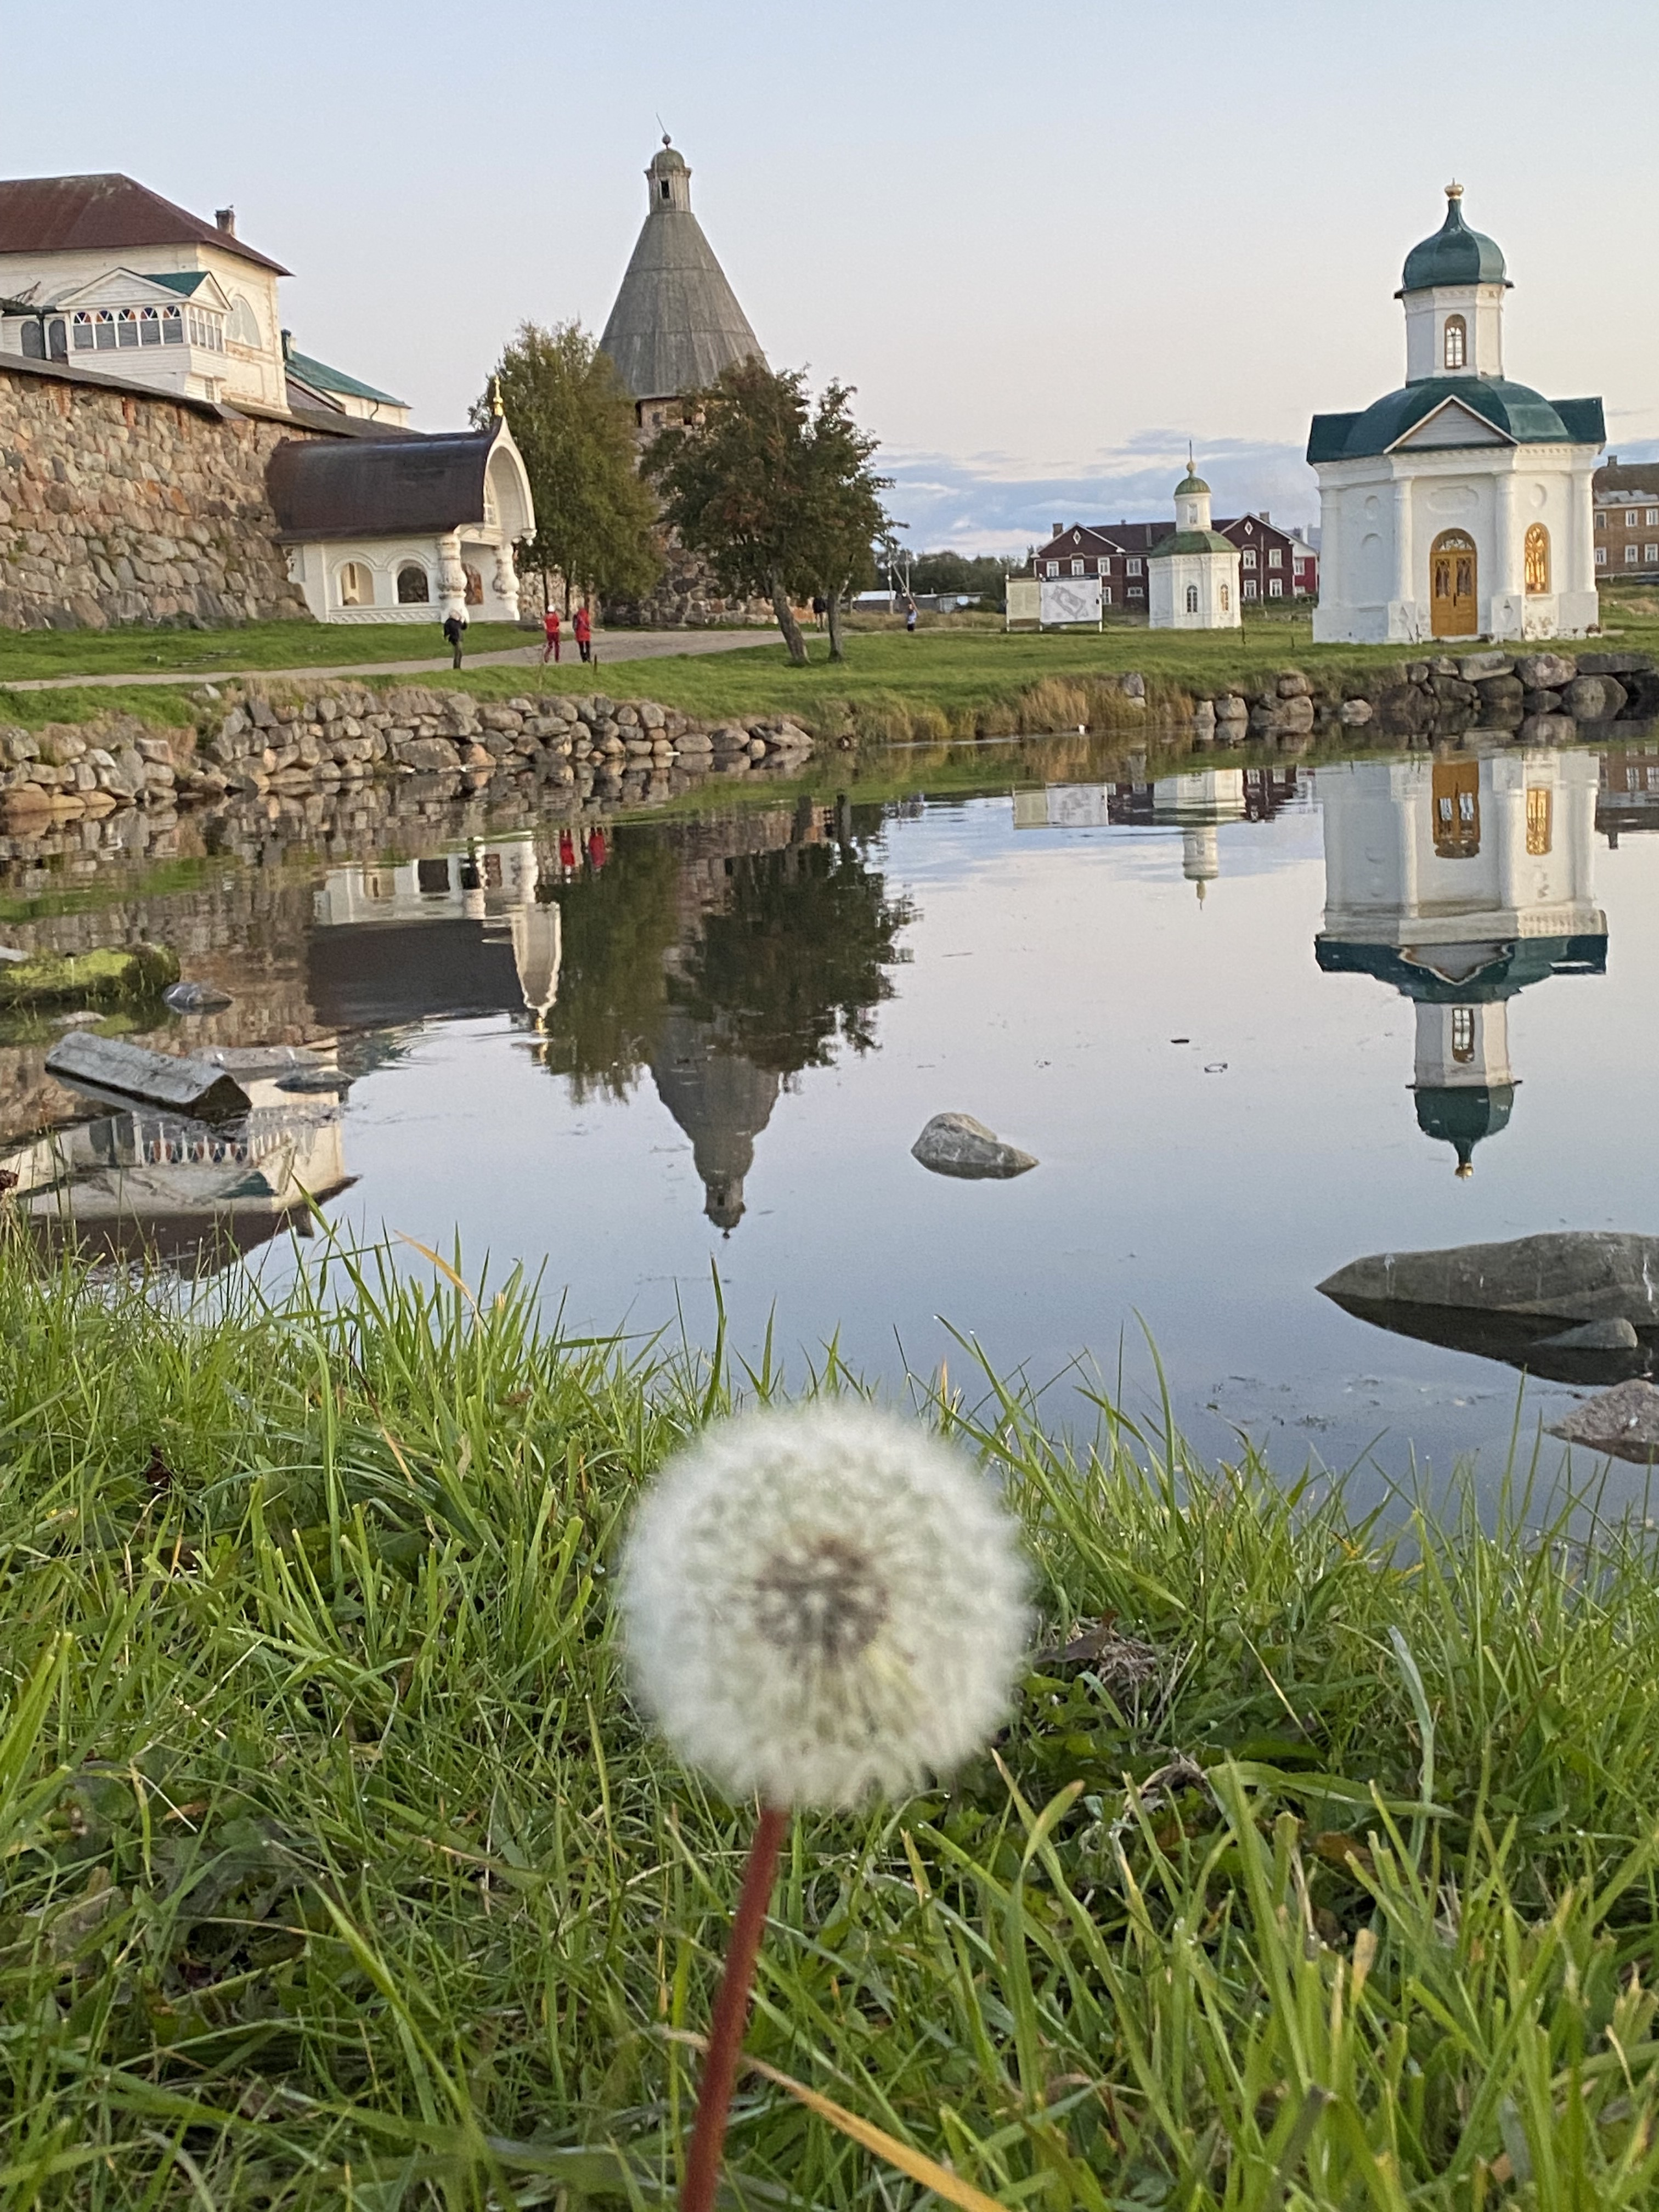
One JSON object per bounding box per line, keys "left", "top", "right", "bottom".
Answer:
{"left": 272, "top": 779, "right": 1659, "bottom": 1510}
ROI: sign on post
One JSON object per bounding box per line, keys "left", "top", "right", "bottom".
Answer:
{"left": 1039, "top": 577, "right": 1103, "bottom": 629}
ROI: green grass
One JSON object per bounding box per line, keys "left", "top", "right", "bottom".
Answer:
{"left": 0, "top": 1227, "right": 1657, "bottom": 2204}
{"left": 0, "top": 622, "right": 530, "bottom": 685}
{"left": 9, "top": 599, "right": 1659, "bottom": 746}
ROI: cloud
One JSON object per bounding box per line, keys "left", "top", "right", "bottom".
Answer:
{"left": 879, "top": 432, "right": 1321, "bottom": 554}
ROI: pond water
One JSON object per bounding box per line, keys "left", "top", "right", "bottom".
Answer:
{"left": 7, "top": 731, "right": 1659, "bottom": 1500}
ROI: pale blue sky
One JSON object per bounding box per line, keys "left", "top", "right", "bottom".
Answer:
{"left": 10, "top": 1, "right": 1656, "bottom": 549}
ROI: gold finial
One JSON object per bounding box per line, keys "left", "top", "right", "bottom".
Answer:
{"left": 490, "top": 375, "right": 504, "bottom": 419}
{"left": 1446, "top": 179, "right": 1464, "bottom": 201}
{"left": 1188, "top": 438, "right": 1195, "bottom": 471}
{"left": 1455, "top": 1158, "right": 1474, "bottom": 1179}
{"left": 1195, "top": 877, "right": 1206, "bottom": 906}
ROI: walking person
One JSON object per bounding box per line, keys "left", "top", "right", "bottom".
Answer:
{"left": 542, "top": 604, "right": 561, "bottom": 664}
{"left": 905, "top": 598, "right": 918, "bottom": 634}
{"left": 574, "top": 602, "right": 592, "bottom": 664}
{"left": 442, "top": 610, "right": 467, "bottom": 669}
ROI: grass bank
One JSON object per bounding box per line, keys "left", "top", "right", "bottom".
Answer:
{"left": 0, "top": 1232, "right": 1657, "bottom": 2204}
{"left": 0, "top": 621, "right": 529, "bottom": 685}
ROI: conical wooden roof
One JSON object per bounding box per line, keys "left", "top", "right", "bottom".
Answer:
{"left": 599, "top": 143, "right": 762, "bottom": 405}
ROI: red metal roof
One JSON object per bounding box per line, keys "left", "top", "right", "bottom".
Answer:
{"left": 0, "top": 174, "right": 289, "bottom": 275}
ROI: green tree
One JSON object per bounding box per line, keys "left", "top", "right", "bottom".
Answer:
{"left": 644, "top": 361, "right": 889, "bottom": 667}
{"left": 795, "top": 381, "right": 889, "bottom": 662}
{"left": 475, "top": 321, "right": 661, "bottom": 613}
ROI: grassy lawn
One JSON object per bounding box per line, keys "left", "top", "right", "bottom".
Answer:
{"left": 0, "top": 1231, "right": 1656, "bottom": 2204}
{"left": 7, "top": 600, "right": 1659, "bottom": 740}
{"left": 0, "top": 619, "right": 529, "bottom": 684}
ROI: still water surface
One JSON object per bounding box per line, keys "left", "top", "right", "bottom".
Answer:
{"left": 9, "top": 736, "right": 1659, "bottom": 1496}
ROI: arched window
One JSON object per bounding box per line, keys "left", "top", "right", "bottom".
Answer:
{"left": 1220, "top": 583, "right": 1229, "bottom": 612}
{"left": 464, "top": 565, "right": 484, "bottom": 606}
{"left": 227, "top": 295, "right": 262, "bottom": 348}
{"left": 1443, "top": 314, "right": 1467, "bottom": 370}
{"left": 338, "top": 561, "right": 373, "bottom": 608}
{"left": 396, "top": 563, "right": 430, "bottom": 604}
{"left": 1184, "top": 583, "right": 1199, "bottom": 614}
{"left": 1451, "top": 1007, "right": 1475, "bottom": 1064}
{"left": 1524, "top": 522, "right": 1550, "bottom": 595}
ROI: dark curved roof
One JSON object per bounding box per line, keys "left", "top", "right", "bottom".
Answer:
{"left": 1314, "top": 933, "right": 1607, "bottom": 1002}
{"left": 1400, "top": 191, "right": 1507, "bottom": 294}
{"left": 1414, "top": 1083, "right": 1514, "bottom": 1169}
{"left": 0, "top": 173, "right": 288, "bottom": 275}
{"left": 599, "top": 151, "right": 762, "bottom": 403}
{"left": 267, "top": 427, "right": 497, "bottom": 540}
{"left": 1308, "top": 378, "right": 1605, "bottom": 464}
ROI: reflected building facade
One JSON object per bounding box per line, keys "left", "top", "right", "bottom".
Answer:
{"left": 1316, "top": 752, "right": 1606, "bottom": 1173}
{"left": 1015, "top": 766, "right": 1301, "bottom": 899}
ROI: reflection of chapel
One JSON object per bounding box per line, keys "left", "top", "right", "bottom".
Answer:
{"left": 1308, "top": 186, "right": 1604, "bottom": 644}
{"left": 1315, "top": 754, "right": 1606, "bottom": 1173}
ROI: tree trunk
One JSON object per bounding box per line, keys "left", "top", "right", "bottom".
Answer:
{"left": 769, "top": 569, "right": 808, "bottom": 665}
{"left": 826, "top": 582, "right": 845, "bottom": 662}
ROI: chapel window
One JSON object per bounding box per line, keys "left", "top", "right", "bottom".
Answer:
{"left": 1185, "top": 584, "right": 1199, "bottom": 613}
{"left": 661, "top": 179, "right": 671, "bottom": 200}
{"left": 338, "top": 561, "right": 374, "bottom": 608}
{"left": 397, "top": 563, "right": 431, "bottom": 603}
{"left": 1443, "top": 314, "right": 1467, "bottom": 370}
{"left": 1220, "top": 584, "right": 1229, "bottom": 611}
{"left": 1451, "top": 1008, "right": 1475, "bottom": 1063}
{"left": 1526, "top": 786, "right": 1553, "bottom": 856}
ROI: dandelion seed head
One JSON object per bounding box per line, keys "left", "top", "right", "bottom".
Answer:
{"left": 619, "top": 1403, "right": 1031, "bottom": 1810}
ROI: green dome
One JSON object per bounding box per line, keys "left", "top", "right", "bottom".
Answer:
{"left": 1414, "top": 1082, "right": 1514, "bottom": 1173}
{"left": 1175, "top": 470, "right": 1210, "bottom": 496}
{"left": 1400, "top": 188, "right": 1508, "bottom": 294}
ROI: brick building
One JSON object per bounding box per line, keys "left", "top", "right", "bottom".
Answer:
{"left": 1031, "top": 511, "right": 1316, "bottom": 611}
{"left": 1593, "top": 455, "right": 1659, "bottom": 582}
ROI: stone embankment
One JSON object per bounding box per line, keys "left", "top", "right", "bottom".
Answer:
{"left": 0, "top": 682, "right": 819, "bottom": 834}
{"left": 1189, "top": 647, "right": 1659, "bottom": 747}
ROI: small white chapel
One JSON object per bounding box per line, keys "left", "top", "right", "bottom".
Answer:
{"left": 1147, "top": 461, "right": 1241, "bottom": 629}
{"left": 1308, "top": 185, "right": 1604, "bottom": 645}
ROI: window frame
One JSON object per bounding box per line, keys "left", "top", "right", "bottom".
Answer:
{"left": 1443, "top": 313, "right": 1468, "bottom": 370}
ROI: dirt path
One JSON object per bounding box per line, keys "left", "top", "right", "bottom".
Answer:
{"left": 4, "top": 627, "right": 775, "bottom": 695}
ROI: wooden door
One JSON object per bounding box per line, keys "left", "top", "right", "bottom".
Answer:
{"left": 1432, "top": 760, "right": 1481, "bottom": 859}
{"left": 1430, "top": 530, "right": 1478, "bottom": 638}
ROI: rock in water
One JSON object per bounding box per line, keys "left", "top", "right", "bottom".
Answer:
{"left": 1318, "top": 1231, "right": 1659, "bottom": 1329}
{"left": 44, "top": 1033, "right": 251, "bottom": 1124}
{"left": 1549, "top": 1379, "right": 1659, "bottom": 1463}
{"left": 1534, "top": 1318, "right": 1641, "bottom": 1352}
{"left": 911, "top": 1113, "right": 1037, "bottom": 1181}
{"left": 163, "top": 980, "right": 234, "bottom": 1014}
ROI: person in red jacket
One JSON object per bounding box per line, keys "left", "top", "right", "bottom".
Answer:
{"left": 574, "top": 602, "right": 592, "bottom": 663}
{"left": 541, "top": 605, "right": 561, "bottom": 663}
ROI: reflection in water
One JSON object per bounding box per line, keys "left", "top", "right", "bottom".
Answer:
{"left": 3, "top": 1053, "right": 352, "bottom": 1269}
{"left": 1315, "top": 752, "right": 1607, "bottom": 1175}
{"left": 1017, "top": 766, "right": 1300, "bottom": 901}
{"left": 307, "top": 805, "right": 913, "bottom": 1230}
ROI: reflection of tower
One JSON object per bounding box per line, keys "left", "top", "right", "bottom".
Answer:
{"left": 1182, "top": 823, "right": 1220, "bottom": 903}
{"left": 1316, "top": 753, "right": 1606, "bottom": 1174}
{"left": 511, "top": 899, "right": 562, "bottom": 1023}
{"left": 648, "top": 1009, "right": 781, "bottom": 1232}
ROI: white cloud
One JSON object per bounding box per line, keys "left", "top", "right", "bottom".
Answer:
{"left": 881, "top": 433, "right": 1319, "bottom": 555}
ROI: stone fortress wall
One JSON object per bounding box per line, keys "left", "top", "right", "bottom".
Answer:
{"left": 0, "top": 361, "right": 318, "bottom": 632}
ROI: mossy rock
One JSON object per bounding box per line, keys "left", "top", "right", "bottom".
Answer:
{"left": 0, "top": 943, "right": 179, "bottom": 1008}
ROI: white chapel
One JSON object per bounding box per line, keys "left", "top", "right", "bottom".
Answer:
{"left": 1148, "top": 462, "right": 1241, "bottom": 629}
{"left": 1308, "top": 186, "right": 1604, "bottom": 645}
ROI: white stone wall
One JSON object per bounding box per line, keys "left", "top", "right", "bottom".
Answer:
{"left": 286, "top": 535, "right": 521, "bottom": 625}
{"left": 1148, "top": 549, "right": 1241, "bottom": 629}
{"left": 1313, "top": 449, "right": 1600, "bottom": 644}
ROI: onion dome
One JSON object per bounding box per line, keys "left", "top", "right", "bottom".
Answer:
{"left": 1400, "top": 183, "right": 1509, "bottom": 295}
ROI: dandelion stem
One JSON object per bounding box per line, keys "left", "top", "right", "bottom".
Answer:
{"left": 681, "top": 1801, "right": 787, "bottom": 2212}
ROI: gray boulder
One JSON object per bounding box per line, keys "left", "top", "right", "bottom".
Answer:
{"left": 1564, "top": 674, "right": 1627, "bottom": 722}
{"left": 1318, "top": 1231, "right": 1659, "bottom": 1327}
{"left": 1535, "top": 1318, "right": 1640, "bottom": 1352}
{"left": 163, "top": 980, "right": 233, "bottom": 1014}
{"left": 1458, "top": 650, "right": 1514, "bottom": 681}
{"left": 1549, "top": 1379, "right": 1659, "bottom": 1463}
{"left": 1515, "top": 652, "right": 1577, "bottom": 691}
{"left": 911, "top": 1112, "right": 1037, "bottom": 1181}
